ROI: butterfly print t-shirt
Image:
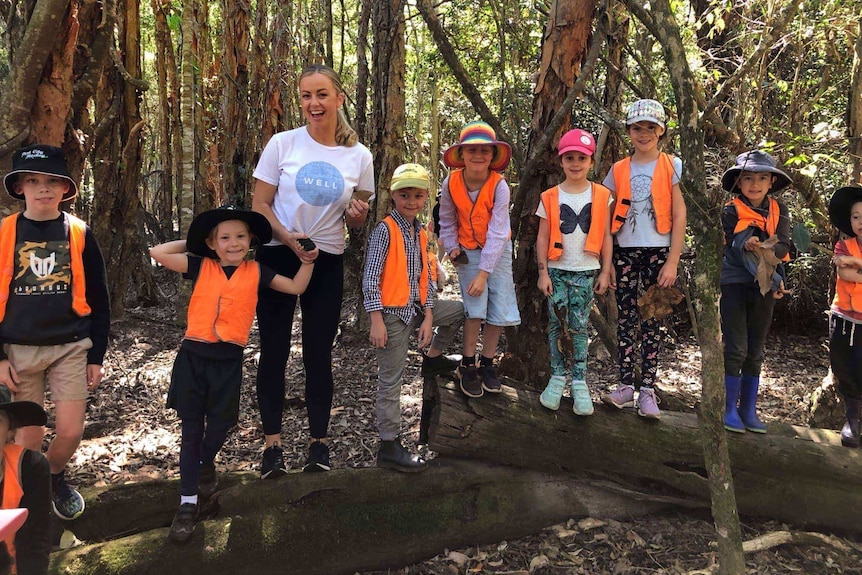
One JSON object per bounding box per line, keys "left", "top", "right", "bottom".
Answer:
{"left": 536, "top": 184, "right": 609, "bottom": 272}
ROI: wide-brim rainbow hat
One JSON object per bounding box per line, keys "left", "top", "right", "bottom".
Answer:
{"left": 442, "top": 121, "right": 512, "bottom": 172}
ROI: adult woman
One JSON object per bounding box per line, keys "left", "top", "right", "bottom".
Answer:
{"left": 0, "top": 387, "right": 50, "bottom": 575}
{"left": 252, "top": 64, "right": 374, "bottom": 476}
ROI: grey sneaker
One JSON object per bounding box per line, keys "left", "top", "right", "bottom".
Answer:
{"left": 637, "top": 387, "right": 661, "bottom": 419}
{"left": 602, "top": 384, "right": 635, "bottom": 409}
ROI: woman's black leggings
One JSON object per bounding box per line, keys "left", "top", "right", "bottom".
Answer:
{"left": 255, "top": 245, "right": 343, "bottom": 439}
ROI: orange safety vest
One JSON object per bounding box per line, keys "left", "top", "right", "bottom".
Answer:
{"left": 447, "top": 170, "right": 508, "bottom": 249}
{"left": 541, "top": 183, "right": 611, "bottom": 260}
{"left": 380, "top": 216, "right": 429, "bottom": 307}
{"left": 833, "top": 239, "right": 862, "bottom": 313}
{"left": 2, "top": 443, "right": 26, "bottom": 573}
{"left": 729, "top": 196, "right": 790, "bottom": 262}
{"left": 610, "top": 153, "right": 675, "bottom": 234}
{"left": 184, "top": 258, "right": 260, "bottom": 346}
{"left": 0, "top": 213, "right": 91, "bottom": 322}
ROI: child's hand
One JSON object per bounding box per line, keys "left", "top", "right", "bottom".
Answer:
{"left": 449, "top": 248, "right": 467, "bottom": 266}
{"left": 744, "top": 236, "right": 762, "bottom": 252}
{"left": 87, "top": 364, "right": 104, "bottom": 391}
{"left": 607, "top": 266, "right": 617, "bottom": 291}
{"left": 418, "top": 314, "right": 433, "bottom": 348}
{"left": 657, "top": 261, "right": 678, "bottom": 288}
{"left": 467, "top": 272, "right": 488, "bottom": 297}
{"left": 0, "top": 360, "right": 20, "bottom": 392}
{"left": 537, "top": 272, "right": 552, "bottom": 296}
{"left": 773, "top": 281, "right": 792, "bottom": 300}
{"left": 594, "top": 271, "right": 611, "bottom": 295}
{"left": 287, "top": 232, "right": 318, "bottom": 264}
{"left": 369, "top": 319, "right": 388, "bottom": 348}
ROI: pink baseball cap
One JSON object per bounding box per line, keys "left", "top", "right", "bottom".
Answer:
{"left": 558, "top": 129, "right": 596, "bottom": 156}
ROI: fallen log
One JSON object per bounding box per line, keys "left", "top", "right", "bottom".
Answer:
{"left": 50, "top": 460, "right": 665, "bottom": 575}
{"left": 430, "top": 380, "right": 862, "bottom": 534}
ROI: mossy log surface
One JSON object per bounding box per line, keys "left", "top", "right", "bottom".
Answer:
{"left": 430, "top": 380, "right": 862, "bottom": 534}
{"left": 49, "top": 460, "right": 663, "bottom": 575}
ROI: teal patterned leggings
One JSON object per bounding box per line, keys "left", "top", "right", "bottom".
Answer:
{"left": 547, "top": 269, "right": 596, "bottom": 380}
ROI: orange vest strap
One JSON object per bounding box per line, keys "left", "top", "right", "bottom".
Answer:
{"left": 2, "top": 443, "right": 26, "bottom": 568}
{"left": 610, "top": 153, "right": 674, "bottom": 234}
{"left": 0, "top": 213, "right": 89, "bottom": 322}
{"left": 833, "top": 239, "right": 862, "bottom": 313}
{"left": 729, "top": 197, "right": 790, "bottom": 262}
{"left": 448, "top": 170, "right": 506, "bottom": 249}
{"left": 380, "top": 216, "right": 429, "bottom": 308}
{"left": 184, "top": 259, "right": 260, "bottom": 346}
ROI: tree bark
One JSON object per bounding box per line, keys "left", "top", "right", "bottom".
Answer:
{"left": 430, "top": 381, "right": 862, "bottom": 535}
{"left": 221, "top": 0, "right": 251, "bottom": 206}
{"left": 50, "top": 462, "right": 664, "bottom": 574}
{"left": 850, "top": 17, "right": 862, "bottom": 183}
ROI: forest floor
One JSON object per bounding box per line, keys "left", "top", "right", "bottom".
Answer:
{"left": 54, "top": 268, "right": 862, "bottom": 575}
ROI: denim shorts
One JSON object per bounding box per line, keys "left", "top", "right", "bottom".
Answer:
{"left": 456, "top": 242, "right": 521, "bottom": 326}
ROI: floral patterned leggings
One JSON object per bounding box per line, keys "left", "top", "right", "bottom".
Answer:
{"left": 614, "top": 246, "right": 668, "bottom": 388}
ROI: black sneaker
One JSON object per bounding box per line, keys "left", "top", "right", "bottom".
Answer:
{"left": 421, "top": 354, "right": 459, "bottom": 377}
{"left": 303, "top": 440, "right": 331, "bottom": 473}
{"left": 457, "top": 364, "right": 483, "bottom": 398}
{"left": 52, "top": 472, "right": 85, "bottom": 521}
{"left": 260, "top": 445, "right": 287, "bottom": 479}
{"left": 169, "top": 503, "right": 198, "bottom": 543}
{"left": 478, "top": 364, "right": 502, "bottom": 393}
{"left": 198, "top": 463, "right": 218, "bottom": 498}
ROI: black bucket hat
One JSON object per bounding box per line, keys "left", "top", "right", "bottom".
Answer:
{"left": 186, "top": 205, "right": 273, "bottom": 258}
{"left": 4, "top": 144, "right": 78, "bottom": 201}
{"left": 828, "top": 185, "right": 862, "bottom": 237}
{"left": 0, "top": 387, "right": 47, "bottom": 429}
{"left": 721, "top": 150, "right": 791, "bottom": 194}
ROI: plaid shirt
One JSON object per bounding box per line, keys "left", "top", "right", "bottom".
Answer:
{"left": 363, "top": 210, "right": 434, "bottom": 325}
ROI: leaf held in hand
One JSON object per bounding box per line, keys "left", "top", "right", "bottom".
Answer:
{"left": 637, "top": 284, "right": 684, "bottom": 321}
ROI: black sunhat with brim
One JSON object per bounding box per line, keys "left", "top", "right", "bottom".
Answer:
{"left": 186, "top": 206, "right": 273, "bottom": 258}
{"left": 4, "top": 144, "right": 78, "bottom": 201}
{"left": 828, "top": 185, "right": 862, "bottom": 237}
{"left": 721, "top": 150, "right": 791, "bottom": 195}
{"left": 0, "top": 386, "right": 47, "bottom": 429}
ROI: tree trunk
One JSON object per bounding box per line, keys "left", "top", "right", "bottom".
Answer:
{"left": 430, "top": 381, "right": 862, "bottom": 535}
{"left": 150, "top": 0, "right": 176, "bottom": 234}
{"left": 221, "top": 0, "right": 251, "bottom": 206}
{"left": 850, "top": 17, "right": 862, "bottom": 183}
{"left": 510, "top": 0, "right": 598, "bottom": 387}
{"left": 50, "top": 462, "right": 664, "bottom": 575}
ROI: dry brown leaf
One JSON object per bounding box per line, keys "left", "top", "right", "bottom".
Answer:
{"left": 755, "top": 236, "right": 783, "bottom": 295}
{"left": 637, "top": 284, "right": 684, "bottom": 321}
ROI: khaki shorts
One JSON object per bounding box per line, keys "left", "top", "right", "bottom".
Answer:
{"left": 4, "top": 338, "right": 92, "bottom": 403}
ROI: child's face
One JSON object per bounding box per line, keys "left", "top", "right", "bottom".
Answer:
{"left": 850, "top": 202, "right": 862, "bottom": 239}
{"left": 737, "top": 171, "right": 775, "bottom": 207}
{"left": 16, "top": 172, "right": 68, "bottom": 218}
{"left": 560, "top": 151, "right": 593, "bottom": 185}
{"left": 299, "top": 72, "right": 345, "bottom": 129}
{"left": 460, "top": 145, "right": 495, "bottom": 174}
{"left": 391, "top": 187, "right": 429, "bottom": 221}
{"left": 626, "top": 121, "right": 664, "bottom": 154}
{"left": 205, "top": 220, "right": 253, "bottom": 266}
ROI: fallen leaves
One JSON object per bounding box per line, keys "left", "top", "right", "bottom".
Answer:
{"left": 755, "top": 236, "right": 783, "bottom": 295}
{"left": 638, "top": 284, "right": 685, "bottom": 321}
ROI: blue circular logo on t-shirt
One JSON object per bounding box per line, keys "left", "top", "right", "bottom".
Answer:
{"left": 295, "top": 162, "right": 345, "bottom": 206}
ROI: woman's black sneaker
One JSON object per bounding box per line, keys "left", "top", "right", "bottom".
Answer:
{"left": 260, "top": 445, "right": 287, "bottom": 479}
{"left": 303, "top": 440, "right": 331, "bottom": 472}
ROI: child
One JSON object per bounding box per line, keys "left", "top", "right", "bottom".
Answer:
{"left": 438, "top": 121, "right": 521, "bottom": 398}
{"left": 150, "top": 206, "right": 314, "bottom": 542}
{"left": 600, "top": 100, "right": 686, "bottom": 419}
{"left": 0, "top": 144, "right": 110, "bottom": 521}
{"left": 363, "top": 163, "right": 464, "bottom": 471}
{"left": 827, "top": 184, "right": 862, "bottom": 448}
{"left": 536, "top": 129, "right": 614, "bottom": 416}
{"left": 719, "top": 151, "right": 792, "bottom": 434}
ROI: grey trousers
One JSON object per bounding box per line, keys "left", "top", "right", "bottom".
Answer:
{"left": 376, "top": 299, "right": 464, "bottom": 440}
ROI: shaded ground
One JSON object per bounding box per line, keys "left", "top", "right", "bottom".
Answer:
{"left": 53, "top": 269, "right": 860, "bottom": 574}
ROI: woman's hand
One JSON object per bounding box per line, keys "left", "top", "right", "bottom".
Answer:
{"left": 345, "top": 198, "right": 370, "bottom": 228}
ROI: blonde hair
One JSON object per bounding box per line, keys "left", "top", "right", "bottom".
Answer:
{"left": 299, "top": 64, "right": 359, "bottom": 147}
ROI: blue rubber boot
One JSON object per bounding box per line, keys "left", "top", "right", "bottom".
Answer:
{"left": 840, "top": 396, "right": 861, "bottom": 448}
{"left": 723, "top": 375, "right": 745, "bottom": 433}
{"left": 739, "top": 375, "right": 767, "bottom": 433}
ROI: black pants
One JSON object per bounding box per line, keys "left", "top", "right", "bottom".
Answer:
{"left": 720, "top": 282, "right": 776, "bottom": 377}
{"left": 830, "top": 314, "right": 862, "bottom": 400}
{"left": 255, "top": 245, "right": 343, "bottom": 438}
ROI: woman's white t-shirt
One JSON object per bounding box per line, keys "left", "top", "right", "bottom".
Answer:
{"left": 253, "top": 126, "right": 375, "bottom": 254}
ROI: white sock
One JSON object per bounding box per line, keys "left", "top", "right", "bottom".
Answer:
{"left": 180, "top": 495, "right": 198, "bottom": 506}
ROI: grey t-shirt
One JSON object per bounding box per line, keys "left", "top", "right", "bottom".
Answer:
{"left": 602, "top": 156, "right": 683, "bottom": 248}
